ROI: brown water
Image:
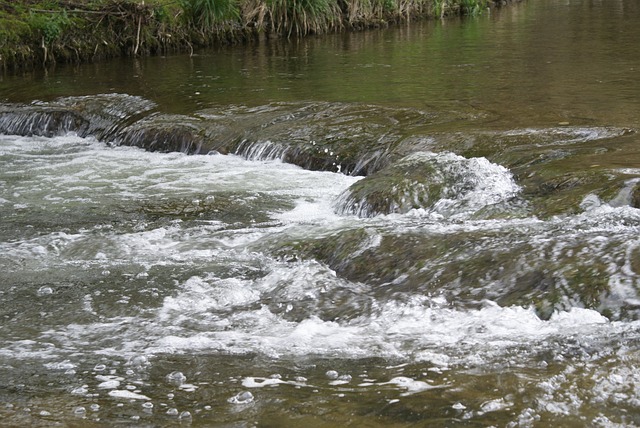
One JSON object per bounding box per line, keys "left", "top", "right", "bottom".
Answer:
{"left": 1, "top": 1, "right": 640, "bottom": 426}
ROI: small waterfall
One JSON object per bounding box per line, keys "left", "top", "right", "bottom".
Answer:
{"left": 0, "top": 97, "right": 422, "bottom": 177}
{"left": 0, "top": 94, "right": 156, "bottom": 140}
{"left": 113, "top": 113, "right": 206, "bottom": 154}
{"left": 334, "top": 151, "right": 522, "bottom": 218}
{"left": 0, "top": 107, "right": 89, "bottom": 137}
{"left": 234, "top": 139, "right": 361, "bottom": 175}
{"left": 608, "top": 178, "right": 640, "bottom": 208}
{"left": 350, "top": 148, "right": 393, "bottom": 176}
{"left": 235, "top": 139, "right": 289, "bottom": 161}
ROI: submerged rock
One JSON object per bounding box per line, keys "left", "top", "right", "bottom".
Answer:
{"left": 627, "top": 181, "right": 640, "bottom": 209}
{"left": 137, "top": 192, "right": 294, "bottom": 226}
{"left": 517, "top": 168, "right": 627, "bottom": 217}
{"left": 223, "top": 102, "right": 440, "bottom": 175}
{"left": 264, "top": 206, "right": 640, "bottom": 320}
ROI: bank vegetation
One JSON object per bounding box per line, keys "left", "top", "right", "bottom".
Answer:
{"left": 0, "top": 0, "right": 516, "bottom": 70}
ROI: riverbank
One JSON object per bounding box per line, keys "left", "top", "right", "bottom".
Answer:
{"left": 0, "top": 0, "right": 519, "bottom": 71}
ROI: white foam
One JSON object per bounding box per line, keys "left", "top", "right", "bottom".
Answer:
{"left": 275, "top": 198, "right": 346, "bottom": 224}
{"left": 227, "top": 391, "right": 254, "bottom": 404}
{"left": 478, "top": 398, "right": 513, "bottom": 414}
{"left": 548, "top": 308, "right": 608, "bottom": 325}
{"left": 21, "top": 261, "right": 635, "bottom": 367}
{"left": 241, "top": 377, "right": 303, "bottom": 388}
{"left": 97, "top": 380, "right": 121, "bottom": 389}
{"left": 44, "top": 360, "right": 76, "bottom": 371}
{"left": 0, "top": 133, "right": 358, "bottom": 228}
{"left": 381, "top": 377, "right": 443, "bottom": 396}
{"left": 160, "top": 275, "right": 259, "bottom": 317}
{"left": 138, "top": 296, "right": 630, "bottom": 367}
{"left": 108, "top": 390, "right": 151, "bottom": 400}
{"left": 404, "top": 152, "right": 521, "bottom": 220}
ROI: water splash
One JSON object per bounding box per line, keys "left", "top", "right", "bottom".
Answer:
{"left": 334, "top": 151, "right": 522, "bottom": 219}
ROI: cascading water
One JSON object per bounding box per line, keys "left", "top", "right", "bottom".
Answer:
{"left": 1, "top": 97, "right": 639, "bottom": 426}
{"left": 333, "top": 151, "right": 523, "bottom": 218}
{"left": 2, "top": 0, "right": 640, "bottom": 425}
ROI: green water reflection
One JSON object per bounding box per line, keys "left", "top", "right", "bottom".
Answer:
{"left": 2, "top": 0, "right": 639, "bottom": 129}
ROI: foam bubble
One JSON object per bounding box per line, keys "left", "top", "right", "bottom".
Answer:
{"left": 382, "top": 377, "right": 443, "bottom": 396}
{"left": 242, "top": 377, "right": 286, "bottom": 388}
{"left": 97, "top": 380, "right": 120, "bottom": 389}
{"left": 108, "top": 390, "right": 151, "bottom": 400}
{"left": 325, "top": 370, "right": 339, "bottom": 380}
{"left": 37, "top": 286, "right": 54, "bottom": 296}
{"left": 71, "top": 386, "right": 89, "bottom": 395}
{"left": 479, "top": 398, "right": 513, "bottom": 414}
{"left": 44, "top": 360, "right": 76, "bottom": 371}
{"left": 228, "top": 391, "right": 254, "bottom": 404}
{"left": 165, "top": 371, "right": 187, "bottom": 386}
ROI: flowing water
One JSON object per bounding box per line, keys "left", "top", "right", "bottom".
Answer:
{"left": 2, "top": 0, "right": 640, "bottom": 426}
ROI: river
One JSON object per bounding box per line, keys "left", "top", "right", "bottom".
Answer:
{"left": 1, "top": 0, "right": 640, "bottom": 426}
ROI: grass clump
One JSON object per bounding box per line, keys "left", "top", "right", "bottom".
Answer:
{"left": 265, "top": 0, "right": 342, "bottom": 36}
{"left": 179, "top": 0, "right": 240, "bottom": 35}
{"left": 460, "top": 0, "right": 487, "bottom": 15}
{"left": 27, "top": 9, "right": 71, "bottom": 44}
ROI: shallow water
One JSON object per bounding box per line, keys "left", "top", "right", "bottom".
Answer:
{"left": 2, "top": 0, "right": 640, "bottom": 426}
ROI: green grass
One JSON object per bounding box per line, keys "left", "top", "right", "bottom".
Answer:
{"left": 180, "top": 0, "right": 240, "bottom": 31}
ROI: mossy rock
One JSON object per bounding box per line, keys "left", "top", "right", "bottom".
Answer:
{"left": 521, "top": 169, "right": 625, "bottom": 217}
{"left": 629, "top": 182, "right": 640, "bottom": 209}
{"left": 334, "top": 151, "right": 522, "bottom": 218}
{"left": 262, "top": 216, "right": 639, "bottom": 320}
{"left": 334, "top": 153, "right": 443, "bottom": 217}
